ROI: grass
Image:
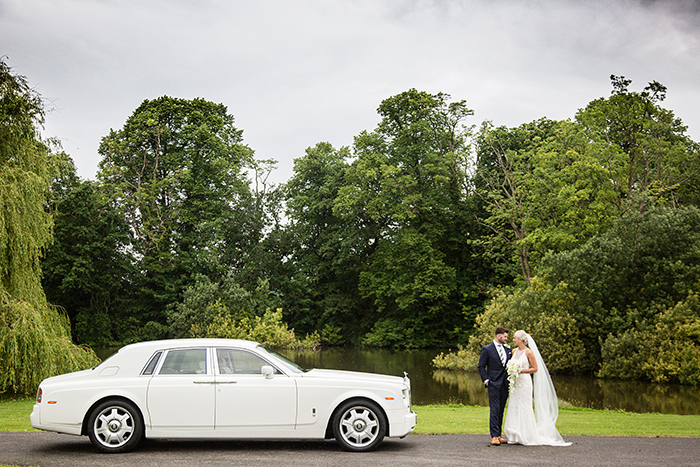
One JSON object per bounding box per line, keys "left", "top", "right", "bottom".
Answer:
{"left": 2, "top": 397, "right": 699, "bottom": 438}
{"left": 0, "top": 396, "right": 38, "bottom": 432}
{"left": 413, "top": 404, "right": 700, "bottom": 438}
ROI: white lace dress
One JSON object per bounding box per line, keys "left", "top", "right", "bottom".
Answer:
{"left": 503, "top": 349, "right": 570, "bottom": 446}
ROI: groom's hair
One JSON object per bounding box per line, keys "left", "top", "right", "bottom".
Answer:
{"left": 495, "top": 327, "right": 509, "bottom": 335}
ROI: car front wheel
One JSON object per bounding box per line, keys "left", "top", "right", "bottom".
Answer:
{"left": 87, "top": 399, "right": 143, "bottom": 453}
{"left": 332, "top": 399, "right": 386, "bottom": 452}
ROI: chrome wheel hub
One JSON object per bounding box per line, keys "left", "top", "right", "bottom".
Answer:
{"left": 339, "top": 406, "right": 379, "bottom": 448}
{"left": 94, "top": 406, "right": 134, "bottom": 448}
{"left": 108, "top": 420, "right": 121, "bottom": 432}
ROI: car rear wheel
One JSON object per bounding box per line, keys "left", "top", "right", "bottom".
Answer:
{"left": 87, "top": 399, "right": 143, "bottom": 453}
{"left": 332, "top": 399, "right": 386, "bottom": 452}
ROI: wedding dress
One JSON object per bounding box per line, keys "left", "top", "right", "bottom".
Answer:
{"left": 503, "top": 337, "right": 571, "bottom": 446}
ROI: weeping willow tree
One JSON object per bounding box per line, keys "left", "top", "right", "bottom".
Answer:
{"left": 1, "top": 59, "right": 98, "bottom": 394}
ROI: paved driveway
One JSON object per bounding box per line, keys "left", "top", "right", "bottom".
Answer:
{"left": 1, "top": 432, "right": 699, "bottom": 466}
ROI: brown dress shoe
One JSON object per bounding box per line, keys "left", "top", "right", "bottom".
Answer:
{"left": 491, "top": 437, "right": 501, "bottom": 445}
{"left": 498, "top": 436, "right": 508, "bottom": 444}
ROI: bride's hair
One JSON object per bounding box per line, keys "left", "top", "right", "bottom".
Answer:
{"left": 514, "top": 330, "right": 529, "bottom": 346}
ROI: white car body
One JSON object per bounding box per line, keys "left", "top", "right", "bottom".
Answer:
{"left": 31, "top": 339, "right": 416, "bottom": 452}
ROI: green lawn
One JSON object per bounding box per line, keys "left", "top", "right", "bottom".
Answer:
{"left": 0, "top": 396, "right": 37, "bottom": 432}
{"left": 413, "top": 404, "right": 700, "bottom": 438}
{"left": 2, "top": 397, "right": 699, "bottom": 438}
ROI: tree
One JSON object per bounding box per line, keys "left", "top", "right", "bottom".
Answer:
{"left": 41, "top": 158, "right": 135, "bottom": 346}
{"left": 0, "top": 59, "right": 97, "bottom": 394}
{"left": 576, "top": 75, "right": 700, "bottom": 214}
{"left": 475, "top": 119, "right": 611, "bottom": 282}
{"left": 334, "top": 89, "right": 478, "bottom": 347}
{"left": 540, "top": 205, "right": 700, "bottom": 373}
{"left": 283, "top": 142, "right": 365, "bottom": 343}
{"left": 97, "top": 96, "right": 253, "bottom": 329}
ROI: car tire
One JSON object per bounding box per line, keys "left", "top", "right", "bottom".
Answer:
{"left": 332, "top": 399, "right": 386, "bottom": 452}
{"left": 87, "top": 399, "right": 144, "bottom": 453}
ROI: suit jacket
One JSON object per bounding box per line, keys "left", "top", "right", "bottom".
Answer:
{"left": 478, "top": 342, "right": 511, "bottom": 388}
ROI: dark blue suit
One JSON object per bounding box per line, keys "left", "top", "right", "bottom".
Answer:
{"left": 478, "top": 342, "right": 511, "bottom": 438}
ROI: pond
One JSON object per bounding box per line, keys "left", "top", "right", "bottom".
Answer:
{"left": 280, "top": 348, "right": 700, "bottom": 415}
{"left": 94, "top": 346, "right": 700, "bottom": 415}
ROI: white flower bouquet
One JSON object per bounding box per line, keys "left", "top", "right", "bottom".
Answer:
{"left": 506, "top": 358, "right": 522, "bottom": 392}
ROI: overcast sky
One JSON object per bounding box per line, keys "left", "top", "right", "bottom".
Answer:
{"left": 2, "top": 0, "right": 699, "bottom": 184}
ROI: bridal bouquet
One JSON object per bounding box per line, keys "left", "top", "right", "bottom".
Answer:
{"left": 506, "top": 358, "right": 522, "bottom": 392}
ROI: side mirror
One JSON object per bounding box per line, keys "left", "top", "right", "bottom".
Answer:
{"left": 261, "top": 365, "right": 274, "bottom": 379}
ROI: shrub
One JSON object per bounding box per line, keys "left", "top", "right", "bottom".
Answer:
{"left": 432, "top": 345, "right": 479, "bottom": 371}
{"left": 465, "top": 277, "right": 586, "bottom": 373}
{"left": 599, "top": 293, "right": 700, "bottom": 385}
{"left": 193, "top": 308, "right": 320, "bottom": 350}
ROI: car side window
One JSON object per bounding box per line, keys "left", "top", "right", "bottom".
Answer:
{"left": 159, "top": 348, "right": 207, "bottom": 375}
{"left": 217, "top": 348, "right": 280, "bottom": 375}
{"left": 142, "top": 351, "right": 162, "bottom": 375}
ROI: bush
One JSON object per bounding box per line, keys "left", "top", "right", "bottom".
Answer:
{"left": 598, "top": 329, "right": 647, "bottom": 381}
{"left": 361, "top": 318, "right": 415, "bottom": 348}
{"left": 193, "top": 308, "right": 320, "bottom": 350}
{"left": 465, "top": 277, "right": 586, "bottom": 373}
{"left": 432, "top": 345, "right": 479, "bottom": 371}
{"left": 168, "top": 274, "right": 281, "bottom": 339}
{"left": 647, "top": 295, "right": 700, "bottom": 385}
{"left": 600, "top": 293, "right": 700, "bottom": 385}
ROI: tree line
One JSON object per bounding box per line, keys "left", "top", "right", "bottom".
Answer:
{"left": 2, "top": 58, "right": 700, "bottom": 393}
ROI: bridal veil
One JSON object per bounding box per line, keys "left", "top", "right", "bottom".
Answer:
{"left": 524, "top": 332, "right": 571, "bottom": 446}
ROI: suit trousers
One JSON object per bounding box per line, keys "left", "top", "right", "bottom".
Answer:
{"left": 488, "top": 382, "right": 508, "bottom": 438}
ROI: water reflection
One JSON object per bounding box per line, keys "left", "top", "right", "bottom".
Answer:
{"left": 282, "top": 348, "right": 700, "bottom": 415}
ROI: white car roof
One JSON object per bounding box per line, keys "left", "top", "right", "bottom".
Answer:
{"left": 117, "top": 338, "right": 261, "bottom": 355}
{"left": 95, "top": 339, "right": 264, "bottom": 376}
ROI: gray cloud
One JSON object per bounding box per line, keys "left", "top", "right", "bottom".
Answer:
{"left": 1, "top": 0, "right": 698, "bottom": 183}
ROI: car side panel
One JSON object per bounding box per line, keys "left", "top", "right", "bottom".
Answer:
{"left": 294, "top": 376, "right": 415, "bottom": 438}
{"left": 32, "top": 376, "right": 149, "bottom": 435}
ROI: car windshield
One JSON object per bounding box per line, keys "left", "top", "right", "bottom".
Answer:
{"left": 258, "top": 345, "right": 308, "bottom": 373}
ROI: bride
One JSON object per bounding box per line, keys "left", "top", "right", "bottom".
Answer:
{"left": 503, "top": 330, "right": 571, "bottom": 446}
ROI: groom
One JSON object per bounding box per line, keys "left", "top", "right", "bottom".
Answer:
{"left": 478, "top": 326, "right": 511, "bottom": 446}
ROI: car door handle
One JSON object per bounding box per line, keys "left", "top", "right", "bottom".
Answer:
{"left": 216, "top": 381, "right": 237, "bottom": 384}
{"left": 193, "top": 381, "right": 217, "bottom": 384}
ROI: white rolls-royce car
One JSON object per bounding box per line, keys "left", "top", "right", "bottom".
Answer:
{"left": 31, "top": 339, "right": 417, "bottom": 453}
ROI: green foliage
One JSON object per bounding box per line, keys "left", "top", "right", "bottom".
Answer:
{"left": 0, "top": 292, "right": 99, "bottom": 394}
{"left": 576, "top": 75, "right": 700, "bottom": 213}
{"left": 540, "top": 205, "right": 700, "bottom": 364}
{"left": 17, "top": 68, "right": 700, "bottom": 391}
{"left": 0, "top": 60, "right": 53, "bottom": 300}
{"left": 167, "top": 274, "right": 280, "bottom": 338}
{"left": 41, "top": 173, "right": 135, "bottom": 346}
{"left": 466, "top": 278, "right": 585, "bottom": 373}
{"left": 600, "top": 293, "right": 700, "bottom": 385}
{"left": 331, "top": 89, "right": 481, "bottom": 348}
{"left": 97, "top": 96, "right": 254, "bottom": 325}
{"left": 282, "top": 142, "right": 362, "bottom": 342}
{"left": 194, "top": 308, "right": 320, "bottom": 350}
{"left": 474, "top": 118, "right": 620, "bottom": 282}
{"left": 465, "top": 205, "right": 700, "bottom": 383}
{"left": 0, "top": 59, "right": 99, "bottom": 394}
{"left": 361, "top": 318, "right": 416, "bottom": 349}
{"left": 431, "top": 345, "right": 479, "bottom": 371}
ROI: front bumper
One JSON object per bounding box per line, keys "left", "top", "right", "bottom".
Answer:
{"left": 388, "top": 409, "right": 417, "bottom": 438}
